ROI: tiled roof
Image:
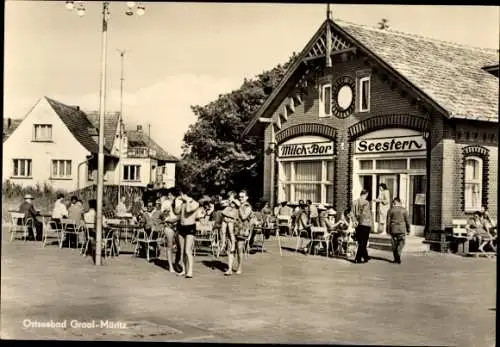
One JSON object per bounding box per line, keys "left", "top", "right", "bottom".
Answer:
{"left": 3, "top": 118, "right": 22, "bottom": 141}
{"left": 85, "top": 111, "right": 120, "bottom": 152}
{"left": 335, "top": 20, "right": 499, "bottom": 122}
{"left": 127, "top": 130, "right": 179, "bottom": 162}
{"left": 45, "top": 97, "right": 111, "bottom": 155}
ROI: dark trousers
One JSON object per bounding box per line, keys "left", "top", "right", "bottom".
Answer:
{"left": 391, "top": 234, "right": 406, "bottom": 262}
{"left": 355, "top": 225, "right": 371, "bottom": 262}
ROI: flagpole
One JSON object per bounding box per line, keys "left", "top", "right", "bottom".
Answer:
{"left": 117, "top": 49, "right": 126, "bottom": 203}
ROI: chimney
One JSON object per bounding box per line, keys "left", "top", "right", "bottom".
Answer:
{"left": 76, "top": 106, "right": 80, "bottom": 111}
{"left": 137, "top": 125, "right": 143, "bottom": 132}
{"left": 7, "top": 118, "right": 12, "bottom": 128}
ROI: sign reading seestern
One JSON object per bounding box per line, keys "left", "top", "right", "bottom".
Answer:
{"left": 279, "top": 142, "right": 334, "bottom": 158}
{"left": 355, "top": 136, "right": 426, "bottom": 154}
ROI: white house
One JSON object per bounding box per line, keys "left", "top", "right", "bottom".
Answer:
{"left": 3, "top": 97, "right": 178, "bottom": 192}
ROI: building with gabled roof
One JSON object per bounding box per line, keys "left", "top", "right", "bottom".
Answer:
{"left": 243, "top": 18, "right": 498, "bottom": 238}
{"left": 3, "top": 97, "right": 177, "bottom": 191}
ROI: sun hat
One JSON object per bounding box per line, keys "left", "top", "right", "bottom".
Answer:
{"left": 327, "top": 208, "right": 337, "bottom": 216}
{"left": 24, "top": 194, "right": 34, "bottom": 200}
{"left": 317, "top": 204, "right": 327, "bottom": 211}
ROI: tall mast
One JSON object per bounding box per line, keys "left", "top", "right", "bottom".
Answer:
{"left": 117, "top": 49, "right": 127, "bottom": 202}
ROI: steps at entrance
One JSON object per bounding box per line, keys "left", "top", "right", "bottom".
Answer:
{"left": 368, "top": 234, "right": 430, "bottom": 253}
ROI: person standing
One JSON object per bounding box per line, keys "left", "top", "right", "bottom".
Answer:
{"left": 352, "top": 190, "right": 374, "bottom": 263}
{"left": 174, "top": 188, "right": 199, "bottom": 278}
{"left": 386, "top": 197, "right": 410, "bottom": 264}
{"left": 230, "top": 190, "right": 253, "bottom": 275}
{"left": 375, "top": 183, "right": 391, "bottom": 234}
{"left": 161, "top": 189, "right": 178, "bottom": 273}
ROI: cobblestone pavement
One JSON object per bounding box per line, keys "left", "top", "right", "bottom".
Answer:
{"left": 1, "top": 231, "right": 496, "bottom": 346}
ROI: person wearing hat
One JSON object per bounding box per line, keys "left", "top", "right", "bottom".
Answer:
{"left": 19, "top": 194, "right": 41, "bottom": 241}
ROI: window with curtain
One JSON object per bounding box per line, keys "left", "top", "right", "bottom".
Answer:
{"left": 464, "top": 157, "right": 482, "bottom": 211}
{"left": 278, "top": 160, "right": 334, "bottom": 204}
{"left": 13, "top": 159, "right": 32, "bottom": 177}
{"left": 33, "top": 124, "right": 53, "bottom": 141}
{"left": 51, "top": 160, "right": 72, "bottom": 178}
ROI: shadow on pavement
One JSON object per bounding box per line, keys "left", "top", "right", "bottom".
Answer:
{"left": 153, "top": 258, "right": 172, "bottom": 270}
{"left": 201, "top": 260, "right": 227, "bottom": 272}
{"left": 369, "top": 255, "right": 394, "bottom": 263}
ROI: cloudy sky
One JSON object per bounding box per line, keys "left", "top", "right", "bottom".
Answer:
{"left": 5, "top": 2, "right": 499, "bottom": 156}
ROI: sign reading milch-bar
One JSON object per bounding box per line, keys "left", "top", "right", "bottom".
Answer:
{"left": 278, "top": 141, "right": 334, "bottom": 158}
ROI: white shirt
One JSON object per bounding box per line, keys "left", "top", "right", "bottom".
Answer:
{"left": 160, "top": 198, "right": 172, "bottom": 213}
{"left": 52, "top": 199, "right": 68, "bottom": 219}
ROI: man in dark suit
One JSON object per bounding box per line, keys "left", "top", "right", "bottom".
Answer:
{"left": 386, "top": 197, "right": 410, "bottom": 264}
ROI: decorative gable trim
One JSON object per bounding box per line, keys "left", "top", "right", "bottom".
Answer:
{"left": 304, "top": 27, "right": 352, "bottom": 61}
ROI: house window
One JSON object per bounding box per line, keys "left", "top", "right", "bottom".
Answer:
{"left": 123, "top": 165, "right": 141, "bottom": 181}
{"left": 464, "top": 157, "right": 483, "bottom": 211}
{"left": 358, "top": 76, "right": 371, "bottom": 112}
{"left": 278, "top": 160, "right": 334, "bottom": 204}
{"left": 33, "top": 124, "right": 53, "bottom": 141}
{"left": 51, "top": 160, "right": 72, "bottom": 178}
{"left": 319, "top": 84, "right": 332, "bottom": 117}
{"left": 13, "top": 159, "right": 32, "bottom": 178}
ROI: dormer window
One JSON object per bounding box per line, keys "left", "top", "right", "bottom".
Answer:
{"left": 33, "top": 124, "right": 52, "bottom": 142}
{"left": 319, "top": 83, "right": 332, "bottom": 118}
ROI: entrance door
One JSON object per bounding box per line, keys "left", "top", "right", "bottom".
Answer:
{"left": 409, "top": 175, "right": 427, "bottom": 236}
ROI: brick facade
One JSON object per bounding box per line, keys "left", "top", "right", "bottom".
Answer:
{"left": 260, "top": 54, "right": 498, "bottom": 233}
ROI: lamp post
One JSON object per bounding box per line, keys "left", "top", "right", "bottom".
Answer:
{"left": 65, "top": 1, "right": 146, "bottom": 265}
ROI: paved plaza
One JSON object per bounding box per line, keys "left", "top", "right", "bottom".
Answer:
{"left": 1, "top": 231, "right": 496, "bottom": 346}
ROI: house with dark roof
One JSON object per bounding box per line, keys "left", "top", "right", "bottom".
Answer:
{"left": 242, "top": 17, "right": 498, "bottom": 240}
{"left": 3, "top": 97, "right": 178, "bottom": 191}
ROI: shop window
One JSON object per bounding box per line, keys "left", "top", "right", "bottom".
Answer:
{"left": 278, "top": 160, "right": 333, "bottom": 204}
{"left": 358, "top": 76, "right": 370, "bottom": 112}
{"left": 464, "top": 157, "right": 483, "bottom": 211}
{"left": 410, "top": 158, "right": 426, "bottom": 170}
{"left": 319, "top": 84, "right": 332, "bottom": 118}
{"left": 359, "top": 160, "right": 373, "bottom": 170}
{"left": 375, "top": 159, "right": 407, "bottom": 170}
{"left": 13, "top": 159, "right": 32, "bottom": 178}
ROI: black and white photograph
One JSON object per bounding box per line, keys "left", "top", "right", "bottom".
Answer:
{"left": 2, "top": 1, "right": 498, "bottom": 345}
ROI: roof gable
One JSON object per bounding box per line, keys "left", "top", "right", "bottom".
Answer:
{"left": 243, "top": 19, "right": 498, "bottom": 135}
{"left": 85, "top": 111, "right": 120, "bottom": 152}
{"left": 127, "top": 130, "right": 178, "bottom": 162}
{"left": 45, "top": 97, "right": 111, "bottom": 155}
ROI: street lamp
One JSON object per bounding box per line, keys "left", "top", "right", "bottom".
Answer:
{"left": 65, "top": 1, "right": 146, "bottom": 266}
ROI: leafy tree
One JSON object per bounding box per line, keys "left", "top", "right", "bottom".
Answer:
{"left": 176, "top": 53, "right": 299, "bottom": 201}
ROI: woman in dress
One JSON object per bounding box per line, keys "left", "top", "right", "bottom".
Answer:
{"left": 375, "top": 183, "right": 391, "bottom": 234}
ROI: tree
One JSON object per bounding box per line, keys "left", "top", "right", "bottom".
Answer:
{"left": 176, "top": 53, "right": 299, "bottom": 201}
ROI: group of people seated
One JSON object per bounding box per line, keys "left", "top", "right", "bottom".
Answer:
{"left": 466, "top": 207, "right": 497, "bottom": 253}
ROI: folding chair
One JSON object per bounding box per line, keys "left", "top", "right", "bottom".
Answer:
{"left": 43, "top": 220, "right": 63, "bottom": 248}
{"left": 309, "top": 226, "right": 329, "bottom": 256}
{"left": 62, "top": 219, "right": 82, "bottom": 249}
{"left": 194, "top": 220, "right": 215, "bottom": 257}
{"left": 295, "top": 227, "right": 310, "bottom": 252}
{"left": 277, "top": 215, "right": 292, "bottom": 236}
{"left": 9, "top": 212, "right": 31, "bottom": 242}
{"left": 134, "top": 228, "right": 163, "bottom": 262}
{"left": 79, "top": 223, "right": 93, "bottom": 256}
{"left": 250, "top": 217, "right": 266, "bottom": 254}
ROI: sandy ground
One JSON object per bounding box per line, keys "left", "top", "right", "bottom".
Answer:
{"left": 1, "top": 230, "right": 496, "bottom": 345}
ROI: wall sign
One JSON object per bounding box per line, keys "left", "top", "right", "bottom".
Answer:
{"left": 355, "top": 135, "right": 426, "bottom": 154}
{"left": 279, "top": 141, "right": 334, "bottom": 158}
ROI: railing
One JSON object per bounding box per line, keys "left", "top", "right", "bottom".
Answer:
{"left": 127, "top": 147, "right": 157, "bottom": 158}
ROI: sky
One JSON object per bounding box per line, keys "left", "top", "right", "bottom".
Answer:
{"left": 4, "top": 2, "right": 499, "bottom": 157}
